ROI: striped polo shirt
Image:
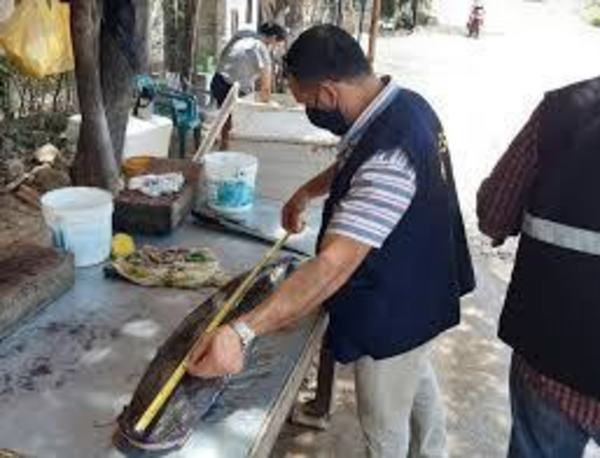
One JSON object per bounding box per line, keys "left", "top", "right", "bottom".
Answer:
{"left": 326, "top": 78, "right": 417, "bottom": 248}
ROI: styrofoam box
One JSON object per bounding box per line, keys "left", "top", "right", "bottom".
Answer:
{"left": 230, "top": 94, "right": 339, "bottom": 202}
{"left": 66, "top": 114, "right": 173, "bottom": 161}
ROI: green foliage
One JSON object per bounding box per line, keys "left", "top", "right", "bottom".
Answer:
{"left": 381, "top": 0, "right": 397, "bottom": 19}
{"left": 583, "top": 1, "right": 600, "bottom": 27}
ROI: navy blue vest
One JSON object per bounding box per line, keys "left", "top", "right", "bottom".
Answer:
{"left": 499, "top": 77, "right": 600, "bottom": 398}
{"left": 318, "top": 89, "right": 475, "bottom": 363}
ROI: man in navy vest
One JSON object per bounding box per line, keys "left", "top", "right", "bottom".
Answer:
{"left": 478, "top": 77, "right": 600, "bottom": 456}
{"left": 189, "top": 25, "right": 474, "bottom": 457}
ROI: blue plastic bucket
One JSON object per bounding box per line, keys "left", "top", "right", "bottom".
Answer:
{"left": 204, "top": 152, "right": 258, "bottom": 213}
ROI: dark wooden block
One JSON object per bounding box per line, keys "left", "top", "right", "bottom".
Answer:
{"left": 0, "top": 244, "right": 74, "bottom": 339}
{"left": 113, "top": 159, "right": 202, "bottom": 235}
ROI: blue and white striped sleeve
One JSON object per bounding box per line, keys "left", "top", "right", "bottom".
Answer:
{"left": 325, "top": 149, "right": 417, "bottom": 248}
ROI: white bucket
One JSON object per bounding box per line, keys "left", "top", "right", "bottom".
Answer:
{"left": 41, "top": 187, "right": 114, "bottom": 267}
{"left": 204, "top": 152, "right": 258, "bottom": 213}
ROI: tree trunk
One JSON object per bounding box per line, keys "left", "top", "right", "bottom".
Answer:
{"left": 336, "top": 0, "right": 343, "bottom": 27}
{"left": 163, "top": 0, "right": 179, "bottom": 72}
{"left": 100, "top": 33, "right": 131, "bottom": 165}
{"left": 357, "top": 0, "right": 367, "bottom": 40}
{"left": 100, "top": 0, "right": 149, "bottom": 163}
{"left": 411, "top": 0, "right": 418, "bottom": 28}
{"left": 368, "top": 0, "right": 382, "bottom": 63}
{"left": 181, "top": 0, "right": 202, "bottom": 89}
{"left": 70, "top": 0, "right": 121, "bottom": 194}
{"left": 260, "top": 0, "right": 308, "bottom": 40}
{"left": 135, "top": 0, "right": 151, "bottom": 72}
{"left": 71, "top": 0, "right": 150, "bottom": 193}
{"left": 285, "top": 0, "right": 305, "bottom": 41}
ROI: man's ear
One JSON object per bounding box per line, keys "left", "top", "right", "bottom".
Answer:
{"left": 318, "top": 80, "right": 339, "bottom": 109}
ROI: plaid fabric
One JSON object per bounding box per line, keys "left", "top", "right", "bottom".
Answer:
{"left": 513, "top": 354, "right": 600, "bottom": 429}
{"left": 477, "top": 102, "right": 600, "bottom": 429}
{"left": 477, "top": 104, "right": 542, "bottom": 243}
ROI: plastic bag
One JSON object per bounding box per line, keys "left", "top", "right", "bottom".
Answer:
{"left": 0, "top": 0, "right": 74, "bottom": 78}
{"left": 0, "top": 0, "right": 15, "bottom": 23}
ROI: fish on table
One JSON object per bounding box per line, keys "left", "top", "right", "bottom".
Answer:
{"left": 114, "top": 257, "right": 298, "bottom": 453}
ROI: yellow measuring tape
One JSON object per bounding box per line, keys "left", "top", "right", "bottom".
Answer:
{"left": 134, "top": 232, "right": 291, "bottom": 434}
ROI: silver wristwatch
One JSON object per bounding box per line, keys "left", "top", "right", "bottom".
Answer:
{"left": 231, "top": 321, "right": 256, "bottom": 349}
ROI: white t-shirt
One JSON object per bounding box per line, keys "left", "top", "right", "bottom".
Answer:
{"left": 217, "top": 35, "right": 271, "bottom": 93}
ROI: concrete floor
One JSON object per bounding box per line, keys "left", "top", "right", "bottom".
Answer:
{"left": 272, "top": 256, "right": 511, "bottom": 458}
{"left": 272, "top": 1, "right": 600, "bottom": 457}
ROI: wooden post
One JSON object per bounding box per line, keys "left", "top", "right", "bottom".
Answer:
{"left": 368, "top": 0, "right": 381, "bottom": 64}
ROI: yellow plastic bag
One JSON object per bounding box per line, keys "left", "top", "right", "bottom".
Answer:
{"left": 0, "top": 0, "right": 74, "bottom": 78}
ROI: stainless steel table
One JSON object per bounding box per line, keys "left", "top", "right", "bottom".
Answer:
{"left": 0, "top": 223, "right": 326, "bottom": 458}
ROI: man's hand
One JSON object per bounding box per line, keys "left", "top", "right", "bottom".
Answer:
{"left": 186, "top": 325, "right": 244, "bottom": 378}
{"left": 282, "top": 188, "right": 310, "bottom": 233}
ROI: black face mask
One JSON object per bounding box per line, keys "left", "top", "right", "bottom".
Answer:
{"left": 305, "top": 107, "right": 351, "bottom": 136}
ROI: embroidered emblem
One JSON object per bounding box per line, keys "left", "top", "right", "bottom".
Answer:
{"left": 438, "top": 132, "right": 449, "bottom": 182}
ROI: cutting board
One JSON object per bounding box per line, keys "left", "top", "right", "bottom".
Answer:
{"left": 114, "top": 159, "right": 202, "bottom": 235}
{"left": 0, "top": 244, "right": 74, "bottom": 339}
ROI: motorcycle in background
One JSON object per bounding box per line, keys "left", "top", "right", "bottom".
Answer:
{"left": 467, "top": 4, "right": 485, "bottom": 38}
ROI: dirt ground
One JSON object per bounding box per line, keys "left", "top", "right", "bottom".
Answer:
{"left": 0, "top": 194, "right": 49, "bottom": 248}
{"left": 0, "top": 112, "right": 72, "bottom": 248}
{"left": 272, "top": 255, "right": 512, "bottom": 458}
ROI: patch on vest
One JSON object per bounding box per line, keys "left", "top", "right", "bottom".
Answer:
{"left": 437, "top": 132, "right": 449, "bottom": 182}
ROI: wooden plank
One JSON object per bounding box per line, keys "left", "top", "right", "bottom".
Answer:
{"left": 248, "top": 312, "right": 328, "bottom": 458}
{"left": 192, "top": 82, "right": 239, "bottom": 162}
{"left": 0, "top": 244, "right": 74, "bottom": 339}
{"left": 114, "top": 159, "right": 202, "bottom": 235}
{"left": 368, "top": 0, "right": 382, "bottom": 63}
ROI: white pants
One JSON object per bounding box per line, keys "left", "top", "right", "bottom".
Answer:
{"left": 354, "top": 343, "right": 448, "bottom": 458}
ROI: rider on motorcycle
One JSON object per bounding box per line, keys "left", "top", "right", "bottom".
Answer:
{"left": 467, "top": 0, "right": 485, "bottom": 38}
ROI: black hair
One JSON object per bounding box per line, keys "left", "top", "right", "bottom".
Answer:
{"left": 258, "top": 22, "right": 288, "bottom": 41}
{"left": 283, "top": 24, "right": 371, "bottom": 84}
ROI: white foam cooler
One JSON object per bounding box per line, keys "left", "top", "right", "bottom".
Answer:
{"left": 66, "top": 114, "right": 173, "bottom": 161}
{"left": 230, "top": 94, "right": 338, "bottom": 202}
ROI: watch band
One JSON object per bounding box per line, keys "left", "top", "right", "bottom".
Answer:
{"left": 231, "top": 321, "right": 256, "bottom": 348}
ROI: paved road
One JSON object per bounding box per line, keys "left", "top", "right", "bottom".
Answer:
{"left": 377, "top": 0, "right": 600, "bottom": 221}
{"left": 274, "top": 2, "right": 600, "bottom": 457}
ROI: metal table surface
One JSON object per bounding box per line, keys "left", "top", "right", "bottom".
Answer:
{"left": 0, "top": 222, "right": 326, "bottom": 458}
{"left": 193, "top": 196, "right": 323, "bottom": 257}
